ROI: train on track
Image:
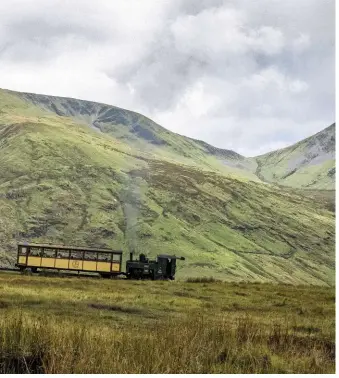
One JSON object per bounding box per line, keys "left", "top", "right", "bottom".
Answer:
{"left": 14, "top": 243, "right": 185, "bottom": 280}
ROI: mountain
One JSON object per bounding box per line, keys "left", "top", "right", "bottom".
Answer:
{"left": 5, "top": 88, "right": 335, "bottom": 189}
{"left": 0, "top": 88, "right": 335, "bottom": 285}
{"left": 13, "top": 89, "right": 259, "bottom": 182}
{"left": 254, "top": 124, "right": 335, "bottom": 189}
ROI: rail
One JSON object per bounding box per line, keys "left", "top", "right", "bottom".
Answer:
{"left": 0, "top": 267, "right": 20, "bottom": 272}
{"left": 0, "top": 266, "right": 127, "bottom": 279}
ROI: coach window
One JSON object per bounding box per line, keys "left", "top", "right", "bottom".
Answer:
{"left": 70, "top": 251, "right": 83, "bottom": 260}
{"left": 19, "top": 247, "right": 28, "bottom": 256}
{"left": 44, "top": 249, "right": 56, "bottom": 258}
{"left": 30, "top": 247, "right": 42, "bottom": 257}
{"left": 56, "top": 250, "right": 70, "bottom": 259}
{"left": 98, "top": 253, "right": 110, "bottom": 262}
{"left": 112, "top": 254, "right": 120, "bottom": 262}
{"left": 84, "top": 252, "right": 96, "bottom": 261}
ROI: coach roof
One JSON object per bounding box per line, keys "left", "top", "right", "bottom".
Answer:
{"left": 17, "top": 243, "right": 122, "bottom": 254}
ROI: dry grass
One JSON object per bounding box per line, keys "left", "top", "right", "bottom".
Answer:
{"left": 0, "top": 272, "right": 335, "bottom": 373}
{"left": 186, "top": 276, "right": 222, "bottom": 283}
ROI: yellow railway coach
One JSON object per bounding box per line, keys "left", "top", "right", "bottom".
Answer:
{"left": 15, "top": 243, "right": 123, "bottom": 278}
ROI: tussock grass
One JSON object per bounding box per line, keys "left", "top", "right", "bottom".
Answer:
{"left": 0, "top": 273, "right": 335, "bottom": 373}
{"left": 186, "top": 276, "right": 222, "bottom": 283}
{"left": 88, "top": 302, "right": 143, "bottom": 314}
{"left": 0, "top": 311, "right": 334, "bottom": 374}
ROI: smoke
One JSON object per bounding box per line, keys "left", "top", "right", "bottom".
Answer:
{"left": 124, "top": 202, "right": 139, "bottom": 253}
{"left": 121, "top": 175, "right": 142, "bottom": 255}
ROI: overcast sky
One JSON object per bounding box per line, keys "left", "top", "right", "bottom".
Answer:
{"left": 0, "top": 0, "right": 335, "bottom": 156}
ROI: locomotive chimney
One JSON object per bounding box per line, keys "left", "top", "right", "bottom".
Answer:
{"left": 129, "top": 251, "right": 134, "bottom": 261}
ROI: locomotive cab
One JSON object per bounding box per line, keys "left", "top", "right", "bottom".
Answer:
{"left": 156, "top": 255, "right": 185, "bottom": 280}
{"left": 157, "top": 255, "right": 176, "bottom": 280}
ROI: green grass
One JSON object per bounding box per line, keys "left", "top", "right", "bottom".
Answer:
{"left": 0, "top": 89, "right": 335, "bottom": 284}
{"left": 0, "top": 272, "right": 335, "bottom": 373}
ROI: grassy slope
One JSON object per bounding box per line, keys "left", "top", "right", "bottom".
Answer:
{"left": 255, "top": 124, "right": 335, "bottom": 189}
{"left": 0, "top": 90, "right": 335, "bottom": 284}
{"left": 13, "top": 89, "right": 259, "bottom": 182}
{"left": 0, "top": 273, "right": 335, "bottom": 373}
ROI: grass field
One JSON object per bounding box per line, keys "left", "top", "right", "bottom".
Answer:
{"left": 0, "top": 272, "right": 335, "bottom": 374}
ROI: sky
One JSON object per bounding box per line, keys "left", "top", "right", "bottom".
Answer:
{"left": 0, "top": 0, "right": 335, "bottom": 156}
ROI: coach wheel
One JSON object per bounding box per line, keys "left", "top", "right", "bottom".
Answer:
{"left": 31, "top": 267, "right": 38, "bottom": 274}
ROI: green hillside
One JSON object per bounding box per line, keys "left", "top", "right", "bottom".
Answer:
{"left": 0, "top": 88, "right": 335, "bottom": 285}
{"left": 255, "top": 124, "right": 335, "bottom": 189}
{"left": 13, "top": 89, "right": 259, "bottom": 182}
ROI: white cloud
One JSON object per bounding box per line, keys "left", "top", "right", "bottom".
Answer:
{"left": 177, "top": 82, "right": 221, "bottom": 118}
{"left": 292, "top": 33, "right": 311, "bottom": 52}
{"left": 241, "top": 67, "right": 309, "bottom": 94}
{"left": 248, "top": 26, "right": 285, "bottom": 55}
{"left": 0, "top": 0, "right": 334, "bottom": 156}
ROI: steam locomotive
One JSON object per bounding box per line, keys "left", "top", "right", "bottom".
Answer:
{"left": 126, "top": 252, "right": 185, "bottom": 280}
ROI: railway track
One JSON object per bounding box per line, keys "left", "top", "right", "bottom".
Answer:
{"left": 0, "top": 266, "right": 122, "bottom": 279}
{"left": 0, "top": 267, "right": 20, "bottom": 272}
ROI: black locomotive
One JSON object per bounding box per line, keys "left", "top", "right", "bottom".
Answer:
{"left": 126, "top": 252, "right": 185, "bottom": 280}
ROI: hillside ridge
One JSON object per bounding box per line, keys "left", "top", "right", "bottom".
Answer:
{"left": 255, "top": 123, "right": 335, "bottom": 189}
{"left": 7, "top": 87, "right": 334, "bottom": 159}
{"left": 10, "top": 88, "right": 244, "bottom": 158}
{"left": 5, "top": 87, "right": 335, "bottom": 189}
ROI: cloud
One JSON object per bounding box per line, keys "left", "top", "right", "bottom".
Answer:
{"left": 0, "top": 0, "right": 334, "bottom": 156}
{"left": 292, "top": 34, "right": 311, "bottom": 52}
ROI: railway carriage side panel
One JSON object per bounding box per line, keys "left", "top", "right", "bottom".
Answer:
{"left": 27, "top": 256, "right": 42, "bottom": 267}
{"left": 18, "top": 256, "right": 26, "bottom": 265}
{"left": 111, "top": 263, "right": 121, "bottom": 272}
{"left": 83, "top": 261, "right": 97, "bottom": 271}
{"left": 55, "top": 259, "right": 69, "bottom": 269}
{"left": 97, "top": 262, "right": 111, "bottom": 272}
{"left": 16, "top": 243, "right": 123, "bottom": 276}
{"left": 69, "top": 259, "right": 84, "bottom": 270}
{"left": 41, "top": 258, "right": 55, "bottom": 268}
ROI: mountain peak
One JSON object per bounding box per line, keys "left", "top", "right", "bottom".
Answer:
{"left": 255, "top": 123, "right": 335, "bottom": 189}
